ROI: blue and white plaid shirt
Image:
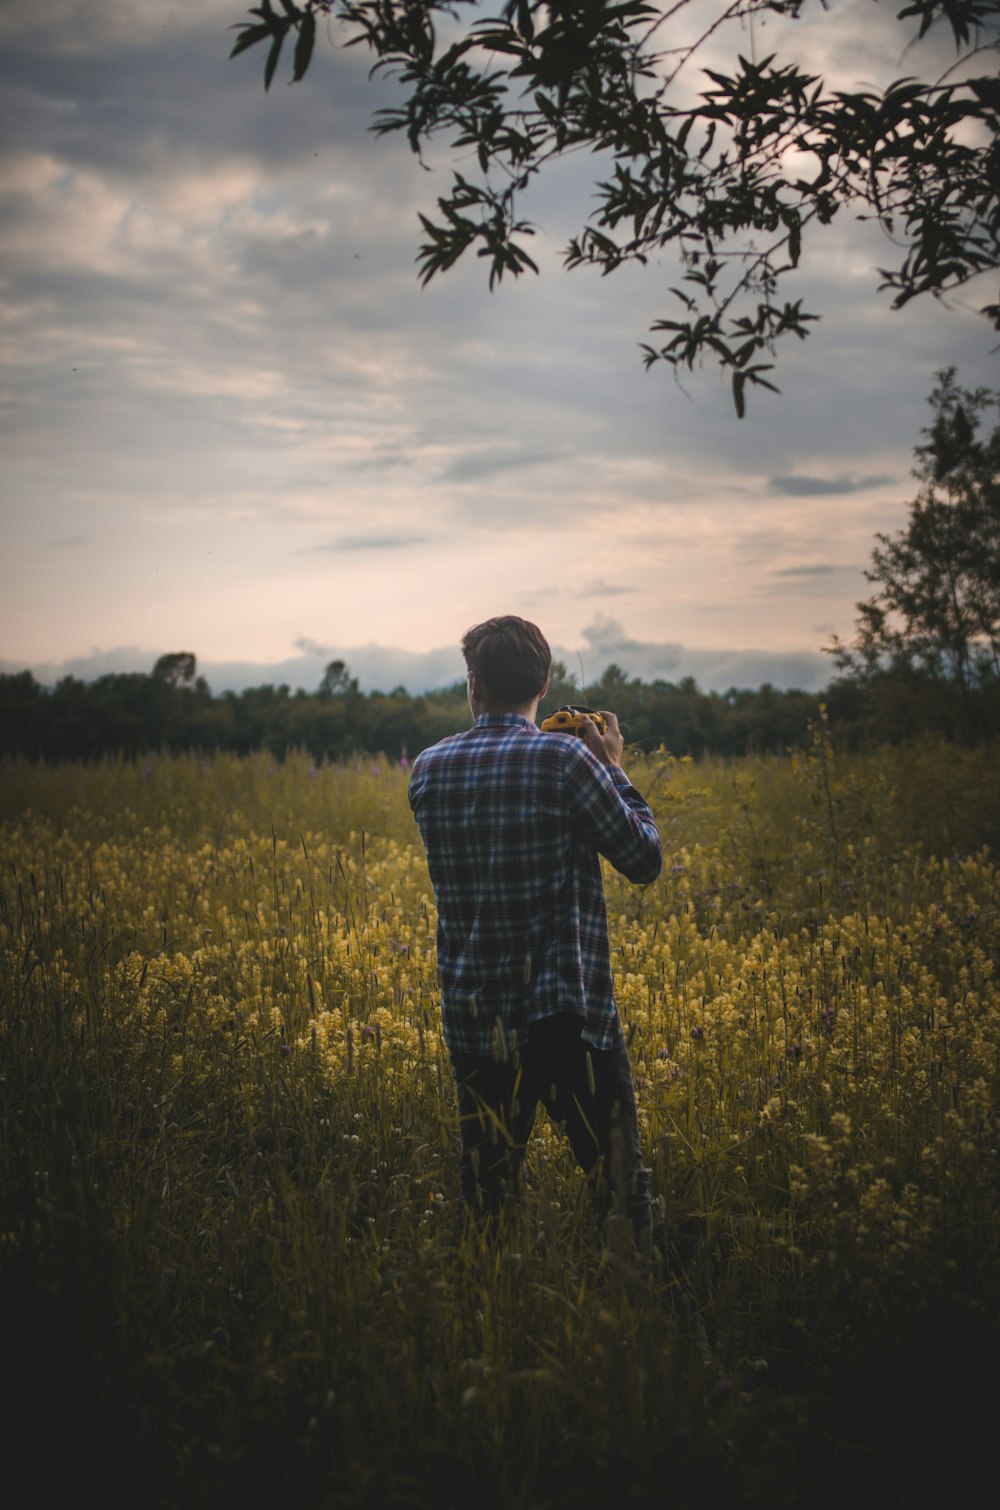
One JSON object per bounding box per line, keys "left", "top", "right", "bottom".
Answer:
{"left": 408, "top": 712, "right": 662, "bottom": 1057}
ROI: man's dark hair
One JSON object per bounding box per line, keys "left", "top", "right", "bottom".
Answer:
{"left": 462, "top": 616, "right": 551, "bottom": 706}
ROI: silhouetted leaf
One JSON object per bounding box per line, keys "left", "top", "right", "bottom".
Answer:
{"left": 263, "top": 28, "right": 286, "bottom": 91}
{"left": 293, "top": 10, "right": 316, "bottom": 81}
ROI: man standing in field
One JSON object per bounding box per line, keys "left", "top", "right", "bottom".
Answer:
{"left": 408, "top": 615, "right": 662, "bottom": 1251}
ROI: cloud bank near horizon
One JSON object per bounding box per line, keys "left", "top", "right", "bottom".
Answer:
{"left": 4, "top": 616, "right": 832, "bottom": 698}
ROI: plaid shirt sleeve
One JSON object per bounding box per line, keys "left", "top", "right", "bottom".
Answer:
{"left": 561, "top": 740, "right": 662, "bottom": 885}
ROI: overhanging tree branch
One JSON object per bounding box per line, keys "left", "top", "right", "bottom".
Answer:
{"left": 230, "top": 0, "right": 1000, "bottom": 411}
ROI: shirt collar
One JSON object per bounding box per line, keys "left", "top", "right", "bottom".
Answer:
{"left": 473, "top": 712, "right": 539, "bottom": 732}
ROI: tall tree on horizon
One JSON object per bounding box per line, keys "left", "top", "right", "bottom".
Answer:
{"left": 828, "top": 368, "right": 1000, "bottom": 737}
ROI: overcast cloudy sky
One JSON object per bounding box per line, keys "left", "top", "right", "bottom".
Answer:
{"left": 1, "top": 0, "right": 995, "bottom": 697}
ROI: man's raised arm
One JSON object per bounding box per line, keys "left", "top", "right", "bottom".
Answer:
{"left": 569, "top": 712, "right": 662, "bottom": 885}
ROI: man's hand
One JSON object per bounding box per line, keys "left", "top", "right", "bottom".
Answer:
{"left": 582, "top": 710, "right": 624, "bottom": 767}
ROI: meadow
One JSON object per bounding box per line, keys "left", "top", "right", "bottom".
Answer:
{"left": 2, "top": 724, "right": 999, "bottom": 1509}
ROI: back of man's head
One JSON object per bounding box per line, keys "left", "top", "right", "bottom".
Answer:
{"left": 462, "top": 616, "right": 551, "bottom": 707}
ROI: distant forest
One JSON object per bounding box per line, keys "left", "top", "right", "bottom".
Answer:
{"left": 2, "top": 649, "right": 995, "bottom": 763}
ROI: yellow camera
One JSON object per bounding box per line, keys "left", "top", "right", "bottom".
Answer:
{"left": 539, "top": 705, "right": 607, "bottom": 739}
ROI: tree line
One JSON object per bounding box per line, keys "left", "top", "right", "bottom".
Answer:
{"left": 0, "top": 650, "right": 995, "bottom": 765}
{"left": 0, "top": 653, "right": 813, "bottom": 764}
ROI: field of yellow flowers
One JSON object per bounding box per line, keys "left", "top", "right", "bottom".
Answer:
{"left": 2, "top": 728, "right": 999, "bottom": 1509}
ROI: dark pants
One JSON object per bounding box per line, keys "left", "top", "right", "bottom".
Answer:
{"left": 449, "top": 1012, "right": 652, "bottom": 1235}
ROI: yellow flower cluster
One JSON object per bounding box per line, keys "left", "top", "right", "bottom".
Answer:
{"left": 2, "top": 747, "right": 997, "bottom": 1281}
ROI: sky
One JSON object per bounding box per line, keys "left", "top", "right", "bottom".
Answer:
{"left": 1, "top": 0, "right": 996, "bottom": 698}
